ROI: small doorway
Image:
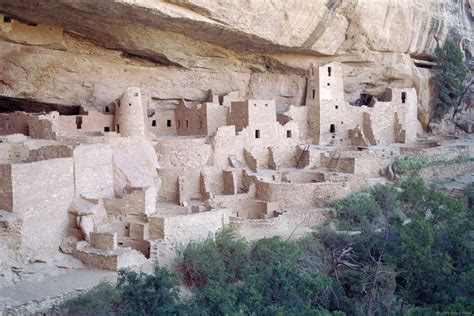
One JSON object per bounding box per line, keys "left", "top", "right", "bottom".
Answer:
{"left": 76, "top": 116, "right": 83, "bottom": 129}
{"left": 330, "top": 124, "right": 335, "bottom": 133}
{"left": 401, "top": 92, "right": 407, "bottom": 104}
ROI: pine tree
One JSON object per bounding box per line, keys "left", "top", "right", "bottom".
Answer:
{"left": 433, "top": 41, "right": 468, "bottom": 118}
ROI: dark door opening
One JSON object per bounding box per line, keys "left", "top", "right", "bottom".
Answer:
{"left": 255, "top": 130, "right": 260, "bottom": 139}
{"left": 76, "top": 116, "right": 83, "bottom": 129}
{"left": 152, "top": 120, "right": 156, "bottom": 127}
{"left": 167, "top": 119, "right": 172, "bottom": 127}
{"left": 328, "top": 67, "right": 332, "bottom": 77}
{"left": 330, "top": 124, "right": 335, "bottom": 133}
{"left": 401, "top": 92, "right": 407, "bottom": 104}
{"left": 286, "top": 130, "right": 292, "bottom": 138}
{"left": 116, "top": 124, "right": 120, "bottom": 133}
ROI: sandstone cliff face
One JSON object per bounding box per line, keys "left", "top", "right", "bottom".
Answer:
{"left": 0, "top": 0, "right": 472, "bottom": 127}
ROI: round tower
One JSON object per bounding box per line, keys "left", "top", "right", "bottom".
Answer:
{"left": 114, "top": 87, "right": 146, "bottom": 137}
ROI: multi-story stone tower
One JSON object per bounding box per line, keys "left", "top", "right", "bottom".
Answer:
{"left": 114, "top": 87, "right": 146, "bottom": 137}
{"left": 305, "top": 62, "right": 345, "bottom": 145}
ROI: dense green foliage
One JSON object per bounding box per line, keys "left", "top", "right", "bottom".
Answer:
{"left": 61, "top": 178, "right": 474, "bottom": 315}
{"left": 433, "top": 40, "right": 468, "bottom": 118}
{"left": 395, "top": 155, "right": 473, "bottom": 176}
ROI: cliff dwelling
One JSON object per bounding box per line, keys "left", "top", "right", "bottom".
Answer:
{"left": 0, "top": 4, "right": 472, "bottom": 313}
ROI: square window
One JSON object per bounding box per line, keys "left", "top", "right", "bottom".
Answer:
{"left": 104, "top": 127, "right": 110, "bottom": 132}
{"left": 3, "top": 16, "right": 11, "bottom": 23}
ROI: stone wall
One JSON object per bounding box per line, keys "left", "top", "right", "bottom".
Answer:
{"left": 58, "top": 111, "right": 114, "bottom": 134}
{"left": 73, "top": 144, "right": 114, "bottom": 199}
{"left": 0, "top": 164, "right": 12, "bottom": 211}
{"left": 28, "top": 112, "right": 59, "bottom": 140}
{"left": 9, "top": 158, "right": 74, "bottom": 260}
{"left": 0, "top": 112, "right": 31, "bottom": 136}
{"left": 149, "top": 208, "right": 232, "bottom": 244}
{"left": 148, "top": 109, "right": 176, "bottom": 136}
{"left": 104, "top": 187, "right": 155, "bottom": 216}
{"left": 155, "top": 137, "right": 212, "bottom": 168}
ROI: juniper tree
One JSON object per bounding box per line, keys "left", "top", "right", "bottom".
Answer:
{"left": 433, "top": 40, "right": 468, "bottom": 118}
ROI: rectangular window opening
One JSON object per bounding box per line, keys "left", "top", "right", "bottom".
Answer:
{"left": 312, "top": 89, "right": 315, "bottom": 99}
{"left": 328, "top": 67, "right": 332, "bottom": 77}
{"left": 116, "top": 124, "right": 120, "bottom": 133}
{"left": 255, "top": 130, "right": 260, "bottom": 139}
{"left": 330, "top": 124, "right": 335, "bottom": 133}
{"left": 286, "top": 130, "right": 292, "bottom": 138}
{"left": 152, "top": 120, "right": 156, "bottom": 127}
{"left": 167, "top": 119, "right": 172, "bottom": 127}
{"left": 3, "top": 16, "right": 11, "bottom": 23}
{"left": 104, "top": 127, "right": 110, "bottom": 132}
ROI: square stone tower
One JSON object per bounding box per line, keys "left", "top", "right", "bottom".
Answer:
{"left": 305, "top": 62, "right": 345, "bottom": 145}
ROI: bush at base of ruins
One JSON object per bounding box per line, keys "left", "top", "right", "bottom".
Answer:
{"left": 61, "top": 178, "right": 473, "bottom": 315}
{"left": 59, "top": 282, "right": 122, "bottom": 315}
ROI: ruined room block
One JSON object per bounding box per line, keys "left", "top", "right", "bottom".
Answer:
{"left": 90, "top": 232, "right": 118, "bottom": 250}
{"left": 223, "top": 169, "right": 237, "bottom": 195}
{"left": 129, "top": 222, "right": 149, "bottom": 240}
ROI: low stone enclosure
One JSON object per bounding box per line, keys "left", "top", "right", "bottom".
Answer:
{"left": 0, "top": 62, "right": 472, "bottom": 284}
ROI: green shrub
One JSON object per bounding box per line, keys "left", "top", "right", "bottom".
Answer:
{"left": 175, "top": 228, "right": 249, "bottom": 287}
{"left": 60, "top": 282, "right": 122, "bottom": 315}
{"left": 395, "top": 157, "right": 429, "bottom": 175}
{"left": 117, "top": 266, "right": 183, "bottom": 315}
{"left": 332, "top": 193, "right": 382, "bottom": 230}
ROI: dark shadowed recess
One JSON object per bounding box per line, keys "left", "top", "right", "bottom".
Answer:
{"left": 0, "top": 96, "right": 80, "bottom": 115}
